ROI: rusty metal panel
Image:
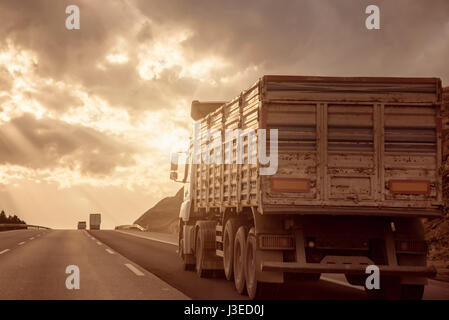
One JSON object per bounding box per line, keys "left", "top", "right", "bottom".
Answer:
{"left": 259, "top": 75, "right": 442, "bottom": 215}
{"left": 442, "top": 87, "right": 449, "bottom": 207}
{"left": 263, "top": 75, "right": 441, "bottom": 104}
{"left": 261, "top": 103, "right": 319, "bottom": 203}
{"left": 383, "top": 105, "right": 438, "bottom": 203}
{"left": 191, "top": 75, "right": 443, "bottom": 217}
{"left": 327, "top": 104, "right": 376, "bottom": 201}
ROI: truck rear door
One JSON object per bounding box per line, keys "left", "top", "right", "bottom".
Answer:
{"left": 261, "top": 76, "right": 443, "bottom": 215}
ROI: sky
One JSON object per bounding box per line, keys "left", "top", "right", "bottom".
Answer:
{"left": 0, "top": 0, "right": 448, "bottom": 229}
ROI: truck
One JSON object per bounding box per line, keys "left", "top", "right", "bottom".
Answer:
{"left": 89, "top": 213, "right": 101, "bottom": 230}
{"left": 77, "top": 221, "right": 86, "bottom": 230}
{"left": 170, "top": 75, "right": 444, "bottom": 299}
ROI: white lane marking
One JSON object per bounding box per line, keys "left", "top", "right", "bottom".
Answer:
{"left": 125, "top": 263, "right": 145, "bottom": 276}
{"left": 105, "top": 248, "right": 115, "bottom": 254}
{"left": 18, "top": 242, "right": 25, "bottom": 246}
{"left": 0, "top": 249, "right": 10, "bottom": 255}
{"left": 29, "top": 237, "right": 34, "bottom": 240}
{"left": 96, "top": 241, "right": 102, "bottom": 245}
{"left": 321, "top": 276, "right": 365, "bottom": 291}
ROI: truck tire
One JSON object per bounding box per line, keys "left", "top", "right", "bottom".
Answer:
{"left": 223, "top": 218, "right": 238, "bottom": 281}
{"left": 179, "top": 220, "right": 195, "bottom": 271}
{"left": 401, "top": 285, "right": 424, "bottom": 300}
{"left": 365, "top": 280, "right": 424, "bottom": 300}
{"left": 195, "top": 221, "right": 218, "bottom": 278}
{"left": 366, "top": 218, "right": 426, "bottom": 300}
{"left": 233, "top": 225, "right": 247, "bottom": 294}
{"left": 180, "top": 238, "right": 195, "bottom": 271}
{"left": 245, "top": 227, "right": 277, "bottom": 300}
{"left": 195, "top": 226, "right": 208, "bottom": 278}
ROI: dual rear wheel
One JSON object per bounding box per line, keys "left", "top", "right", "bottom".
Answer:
{"left": 224, "top": 220, "right": 274, "bottom": 299}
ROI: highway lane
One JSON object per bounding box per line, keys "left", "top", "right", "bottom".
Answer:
{"left": 1, "top": 229, "right": 447, "bottom": 300}
{"left": 0, "top": 229, "right": 47, "bottom": 254}
{"left": 91, "top": 230, "right": 370, "bottom": 300}
{"left": 0, "top": 230, "right": 187, "bottom": 299}
{"left": 93, "top": 230, "right": 449, "bottom": 300}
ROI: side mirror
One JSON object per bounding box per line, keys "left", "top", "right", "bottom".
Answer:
{"left": 170, "top": 151, "right": 188, "bottom": 182}
{"left": 170, "top": 171, "right": 178, "bottom": 181}
{"left": 170, "top": 153, "right": 179, "bottom": 171}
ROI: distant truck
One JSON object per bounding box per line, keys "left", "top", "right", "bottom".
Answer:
{"left": 77, "top": 221, "right": 86, "bottom": 230}
{"left": 89, "top": 214, "right": 101, "bottom": 230}
{"left": 170, "top": 75, "right": 443, "bottom": 299}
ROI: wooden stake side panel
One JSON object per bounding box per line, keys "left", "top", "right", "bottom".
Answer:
{"left": 194, "top": 83, "right": 260, "bottom": 211}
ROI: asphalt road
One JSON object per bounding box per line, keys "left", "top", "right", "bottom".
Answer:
{"left": 92, "top": 230, "right": 449, "bottom": 300}
{"left": 0, "top": 229, "right": 187, "bottom": 299}
{"left": 1, "top": 229, "right": 449, "bottom": 300}
{"left": 86, "top": 231, "right": 353, "bottom": 299}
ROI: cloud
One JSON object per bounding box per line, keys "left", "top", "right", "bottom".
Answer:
{"left": 0, "top": 66, "right": 13, "bottom": 92}
{"left": 133, "top": 0, "right": 449, "bottom": 82}
{"left": 0, "top": 0, "right": 448, "bottom": 228}
{"left": 0, "top": 113, "right": 137, "bottom": 175}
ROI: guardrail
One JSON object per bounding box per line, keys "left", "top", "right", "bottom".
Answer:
{"left": 0, "top": 224, "right": 51, "bottom": 231}
{"left": 115, "top": 223, "right": 147, "bottom": 231}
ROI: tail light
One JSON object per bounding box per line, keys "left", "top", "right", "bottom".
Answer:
{"left": 389, "top": 180, "right": 430, "bottom": 195}
{"left": 270, "top": 178, "right": 310, "bottom": 193}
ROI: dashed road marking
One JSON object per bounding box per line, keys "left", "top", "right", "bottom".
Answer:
{"left": 0, "top": 249, "right": 10, "bottom": 255}
{"left": 105, "top": 249, "right": 115, "bottom": 254}
{"left": 96, "top": 241, "right": 102, "bottom": 245}
{"left": 29, "top": 237, "right": 34, "bottom": 240}
{"left": 125, "top": 263, "right": 145, "bottom": 276}
{"left": 18, "top": 242, "right": 25, "bottom": 246}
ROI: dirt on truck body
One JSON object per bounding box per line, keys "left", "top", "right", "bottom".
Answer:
{"left": 170, "top": 75, "right": 444, "bottom": 300}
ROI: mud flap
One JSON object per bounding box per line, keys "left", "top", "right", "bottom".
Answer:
{"left": 256, "top": 249, "right": 284, "bottom": 283}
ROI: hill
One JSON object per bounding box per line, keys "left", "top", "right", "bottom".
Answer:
{"left": 134, "top": 187, "right": 183, "bottom": 234}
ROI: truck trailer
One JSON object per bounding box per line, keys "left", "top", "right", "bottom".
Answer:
{"left": 89, "top": 213, "right": 101, "bottom": 230}
{"left": 170, "top": 75, "right": 443, "bottom": 299}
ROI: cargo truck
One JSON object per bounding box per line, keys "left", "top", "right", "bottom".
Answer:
{"left": 89, "top": 213, "right": 101, "bottom": 230}
{"left": 170, "top": 75, "right": 443, "bottom": 299}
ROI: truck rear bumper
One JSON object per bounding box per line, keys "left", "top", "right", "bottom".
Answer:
{"left": 262, "top": 205, "right": 442, "bottom": 218}
{"left": 261, "top": 261, "right": 437, "bottom": 278}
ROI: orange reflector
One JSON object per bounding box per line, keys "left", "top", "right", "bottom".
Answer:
{"left": 270, "top": 178, "right": 310, "bottom": 193}
{"left": 389, "top": 180, "right": 430, "bottom": 195}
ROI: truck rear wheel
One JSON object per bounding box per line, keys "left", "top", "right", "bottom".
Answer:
{"left": 401, "top": 285, "right": 424, "bottom": 300}
{"left": 245, "top": 227, "right": 277, "bottom": 300}
{"left": 365, "top": 278, "right": 424, "bottom": 300}
{"left": 233, "top": 225, "right": 247, "bottom": 294}
{"left": 223, "top": 218, "right": 237, "bottom": 281}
